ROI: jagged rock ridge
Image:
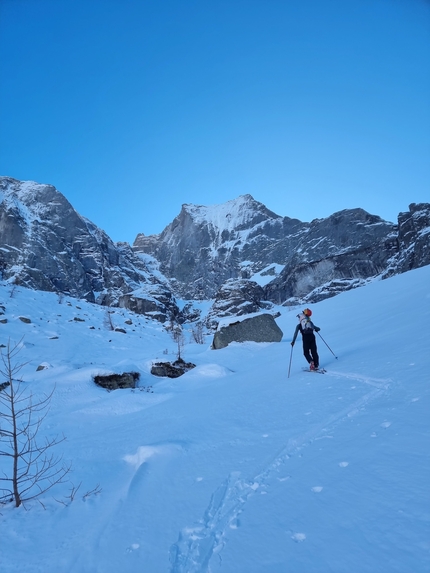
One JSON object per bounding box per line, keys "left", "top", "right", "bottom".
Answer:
{"left": 0, "top": 177, "right": 179, "bottom": 322}
{"left": 1, "top": 177, "right": 429, "bottom": 324}
{"left": 133, "top": 195, "right": 402, "bottom": 302}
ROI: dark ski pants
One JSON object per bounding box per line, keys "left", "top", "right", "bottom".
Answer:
{"left": 303, "top": 334, "right": 319, "bottom": 368}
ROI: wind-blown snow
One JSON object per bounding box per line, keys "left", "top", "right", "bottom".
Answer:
{"left": 0, "top": 266, "right": 429, "bottom": 572}
{"left": 251, "top": 263, "right": 285, "bottom": 287}
{"left": 185, "top": 195, "right": 268, "bottom": 231}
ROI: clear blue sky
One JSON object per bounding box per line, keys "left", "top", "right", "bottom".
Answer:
{"left": 1, "top": 0, "right": 429, "bottom": 243}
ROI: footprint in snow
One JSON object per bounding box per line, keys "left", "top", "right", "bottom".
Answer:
{"left": 380, "top": 421, "right": 392, "bottom": 429}
{"left": 339, "top": 462, "right": 349, "bottom": 468}
{"left": 311, "top": 486, "right": 323, "bottom": 493}
{"left": 291, "top": 533, "right": 306, "bottom": 543}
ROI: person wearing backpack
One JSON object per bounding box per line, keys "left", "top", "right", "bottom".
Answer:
{"left": 291, "top": 308, "right": 321, "bottom": 370}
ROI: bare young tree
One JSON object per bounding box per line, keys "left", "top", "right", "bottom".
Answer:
{"left": 104, "top": 308, "right": 115, "bottom": 331}
{"left": 0, "top": 340, "right": 71, "bottom": 508}
{"left": 9, "top": 278, "right": 19, "bottom": 299}
{"left": 167, "top": 314, "right": 186, "bottom": 361}
{"left": 191, "top": 321, "right": 205, "bottom": 344}
{"left": 172, "top": 324, "right": 185, "bottom": 361}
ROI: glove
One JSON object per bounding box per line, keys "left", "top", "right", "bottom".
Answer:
{"left": 291, "top": 341, "right": 295, "bottom": 346}
{"left": 315, "top": 327, "right": 320, "bottom": 332}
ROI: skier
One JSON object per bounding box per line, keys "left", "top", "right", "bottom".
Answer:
{"left": 291, "top": 308, "right": 321, "bottom": 371}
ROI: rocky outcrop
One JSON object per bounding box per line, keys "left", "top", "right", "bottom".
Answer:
{"left": 151, "top": 358, "right": 196, "bottom": 378}
{"left": 264, "top": 241, "right": 394, "bottom": 305}
{"left": 212, "top": 313, "right": 283, "bottom": 350}
{"left": 93, "top": 371, "right": 140, "bottom": 391}
{"left": 205, "top": 279, "right": 272, "bottom": 330}
{"left": 2, "top": 177, "right": 429, "bottom": 319}
{"left": 118, "top": 282, "right": 178, "bottom": 324}
{"left": 0, "top": 177, "right": 180, "bottom": 321}
{"left": 383, "top": 203, "right": 430, "bottom": 277}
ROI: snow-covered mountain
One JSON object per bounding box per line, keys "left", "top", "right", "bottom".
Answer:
{"left": 133, "top": 195, "right": 430, "bottom": 302}
{"left": 1, "top": 175, "right": 429, "bottom": 570}
{"left": 0, "top": 176, "right": 180, "bottom": 322}
{"left": 1, "top": 177, "right": 429, "bottom": 324}
{"left": 1, "top": 263, "right": 429, "bottom": 572}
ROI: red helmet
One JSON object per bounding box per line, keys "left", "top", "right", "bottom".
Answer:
{"left": 303, "top": 308, "right": 312, "bottom": 317}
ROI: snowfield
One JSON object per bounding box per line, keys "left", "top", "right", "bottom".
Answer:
{"left": 0, "top": 265, "right": 429, "bottom": 573}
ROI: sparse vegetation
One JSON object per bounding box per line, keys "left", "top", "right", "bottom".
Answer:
{"left": 104, "top": 308, "right": 115, "bottom": 331}
{"left": 0, "top": 340, "right": 71, "bottom": 508}
{"left": 55, "top": 482, "right": 102, "bottom": 506}
{"left": 191, "top": 321, "right": 205, "bottom": 344}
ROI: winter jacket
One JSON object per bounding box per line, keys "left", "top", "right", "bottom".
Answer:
{"left": 291, "top": 320, "right": 320, "bottom": 345}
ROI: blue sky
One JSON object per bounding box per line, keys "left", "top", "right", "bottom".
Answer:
{"left": 1, "top": 0, "right": 429, "bottom": 243}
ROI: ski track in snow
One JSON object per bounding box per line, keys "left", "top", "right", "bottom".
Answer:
{"left": 169, "top": 373, "right": 391, "bottom": 573}
{"left": 323, "top": 369, "right": 391, "bottom": 389}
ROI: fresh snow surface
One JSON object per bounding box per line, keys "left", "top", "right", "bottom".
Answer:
{"left": 0, "top": 266, "right": 429, "bottom": 573}
{"left": 184, "top": 195, "right": 277, "bottom": 236}
{"left": 250, "top": 263, "right": 285, "bottom": 287}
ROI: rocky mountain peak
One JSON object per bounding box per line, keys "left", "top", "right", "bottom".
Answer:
{"left": 182, "top": 194, "right": 281, "bottom": 233}
{"left": 2, "top": 176, "right": 429, "bottom": 323}
{"left": 133, "top": 194, "right": 401, "bottom": 300}
{"left": 0, "top": 176, "right": 181, "bottom": 322}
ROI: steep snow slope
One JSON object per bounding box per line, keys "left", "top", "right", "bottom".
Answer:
{"left": 0, "top": 266, "right": 429, "bottom": 573}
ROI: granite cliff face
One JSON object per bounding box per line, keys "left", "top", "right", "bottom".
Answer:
{"left": 133, "top": 195, "right": 400, "bottom": 302}
{"left": 0, "top": 177, "right": 179, "bottom": 321}
{"left": 383, "top": 203, "right": 430, "bottom": 277}
{"left": 2, "top": 177, "right": 429, "bottom": 323}
{"left": 133, "top": 195, "right": 292, "bottom": 299}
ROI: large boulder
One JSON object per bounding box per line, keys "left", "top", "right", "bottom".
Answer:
{"left": 212, "top": 313, "right": 283, "bottom": 350}
{"left": 205, "top": 278, "right": 272, "bottom": 330}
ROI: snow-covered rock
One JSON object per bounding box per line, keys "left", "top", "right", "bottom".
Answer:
{"left": 2, "top": 177, "right": 429, "bottom": 319}
{"left": 212, "top": 312, "right": 283, "bottom": 349}
{"left": 0, "top": 177, "right": 180, "bottom": 321}
{"left": 383, "top": 202, "right": 430, "bottom": 277}
{"left": 205, "top": 278, "right": 272, "bottom": 330}
{"left": 133, "top": 197, "right": 397, "bottom": 301}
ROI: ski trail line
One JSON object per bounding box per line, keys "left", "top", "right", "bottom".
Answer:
{"left": 169, "top": 381, "right": 389, "bottom": 573}
{"left": 324, "top": 370, "right": 392, "bottom": 389}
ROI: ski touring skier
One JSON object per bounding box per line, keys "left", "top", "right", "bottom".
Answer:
{"left": 291, "top": 308, "right": 321, "bottom": 371}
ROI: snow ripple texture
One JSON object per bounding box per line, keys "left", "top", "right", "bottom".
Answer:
{"left": 169, "top": 372, "right": 391, "bottom": 573}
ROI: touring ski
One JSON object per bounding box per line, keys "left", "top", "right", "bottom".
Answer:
{"left": 302, "top": 367, "right": 327, "bottom": 374}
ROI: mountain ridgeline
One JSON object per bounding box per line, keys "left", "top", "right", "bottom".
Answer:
{"left": 1, "top": 177, "right": 429, "bottom": 325}
{"left": 133, "top": 194, "right": 429, "bottom": 304}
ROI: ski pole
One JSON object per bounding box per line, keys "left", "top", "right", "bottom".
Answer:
{"left": 316, "top": 331, "right": 338, "bottom": 359}
{"left": 288, "top": 343, "right": 294, "bottom": 378}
